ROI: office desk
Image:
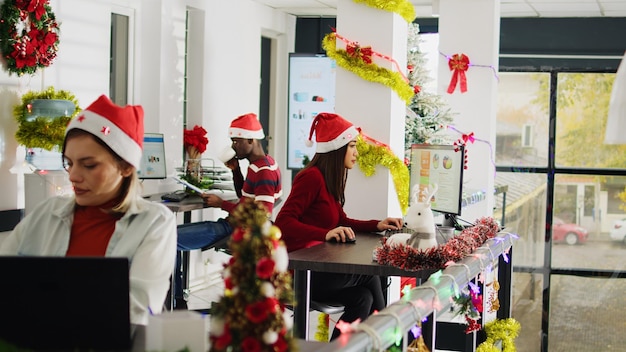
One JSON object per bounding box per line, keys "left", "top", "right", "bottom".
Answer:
{"left": 287, "top": 232, "right": 437, "bottom": 339}
{"left": 146, "top": 191, "right": 236, "bottom": 309}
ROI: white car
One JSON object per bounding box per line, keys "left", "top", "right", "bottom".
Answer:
{"left": 609, "top": 218, "right": 626, "bottom": 244}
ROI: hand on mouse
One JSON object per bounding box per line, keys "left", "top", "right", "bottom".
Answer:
{"left": 325, "top": 226, "right": 356, "bottom": 243}
{"left": 377, "top": 217, "right": 403, "bottom": 231}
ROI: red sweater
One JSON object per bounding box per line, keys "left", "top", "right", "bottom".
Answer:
{"left": 222, "top": 155, "right": 282, "bottom": 214}
{"left": 275, "top": 166, "right": 379, "bottom": 252}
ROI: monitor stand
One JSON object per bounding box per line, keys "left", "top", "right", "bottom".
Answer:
{"left": 442, "top": 214, "right": 457, "bottom": 228}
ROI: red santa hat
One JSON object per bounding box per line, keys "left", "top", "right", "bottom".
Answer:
{"left": 229, "top": 113, "right": 265, "bottom": 139}
{"left": 306, "top": 112, "right": 360, "bottom": 153}
{"left": 65, "top": 95, "right": 144, "bottom": 169}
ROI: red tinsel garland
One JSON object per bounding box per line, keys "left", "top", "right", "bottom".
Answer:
{"left": 375, "top": 217, "right": 500, "bottom": 271}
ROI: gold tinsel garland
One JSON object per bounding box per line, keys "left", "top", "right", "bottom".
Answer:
{"left": 476, "top": 318, "right": 520, "bottom": 352}
{"left": 322, "top": 32, "right": 414, "bottom": 105}
{"left": 13, "top": 87, "right": 81, "bottom": 151}
{"left": 353, "top": 0, "right": 416, "bottom": 22}
{"left": 314, "top": 313, "right": 330, "bottom": 342}
{"left": 356, "top": 135, "right": 409, "bottom": 214}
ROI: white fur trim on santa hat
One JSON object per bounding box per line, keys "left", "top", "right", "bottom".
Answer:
{"left": 316, "top": 125, "right": 359, "bottom": 153}
{"left": 229, "top": 127, "right": 265, "bottom": 140}
{"left": 66, "top": 110, "right": 143, "bottom": 169}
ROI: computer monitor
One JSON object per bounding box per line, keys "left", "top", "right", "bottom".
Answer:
{"left": 409, "top": 143, "right": 465, "bottom": 227}
{"left": 138, "top": 133, "right": 167, "bottom": 179}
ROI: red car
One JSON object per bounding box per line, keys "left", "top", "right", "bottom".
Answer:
{"left": 552, "top": 217, "right": 588, "bottom": 245}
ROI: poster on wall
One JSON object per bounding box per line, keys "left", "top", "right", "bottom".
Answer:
{"left": 287, "top": 54, "right": 336, "bottom": 169}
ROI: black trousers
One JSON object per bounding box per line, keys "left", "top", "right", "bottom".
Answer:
{"left": 310, "top": 272, "right": 386, "bottom": 340}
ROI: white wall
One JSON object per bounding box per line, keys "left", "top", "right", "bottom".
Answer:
{"left": 0, "top": 0, "right": 296, "bottom": 211}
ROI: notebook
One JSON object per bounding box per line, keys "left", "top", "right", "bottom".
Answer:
{"left": 0, "top": 256, "right": 132, "bottom": 351}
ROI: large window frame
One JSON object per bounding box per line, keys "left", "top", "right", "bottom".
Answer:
{"left": 497, "top": 59, "right": 626, "bottom": 352}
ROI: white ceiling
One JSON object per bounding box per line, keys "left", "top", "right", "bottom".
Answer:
{"left": 251, "top": 0, "right": 626, "bottom": 18}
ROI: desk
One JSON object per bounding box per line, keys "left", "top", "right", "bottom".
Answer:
{"left": 146, "top": 191, "right": 236, "bottom": 309}
{"left": 287, "top": 232, "right": 437, "bottom": 340}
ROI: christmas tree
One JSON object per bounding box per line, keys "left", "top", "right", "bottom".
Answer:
{"left": 209, "top": 198, "right": 295, "bottom": 351}
{"left": 405, "top": 23, "right": 455, "bottom": 158}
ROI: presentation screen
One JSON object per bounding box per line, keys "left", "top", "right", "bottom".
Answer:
{"left": 287, "top": 53, "right": 336, "bottom": 169}
{"left": 138, "top": 133, "right": 167, "bottom": 179}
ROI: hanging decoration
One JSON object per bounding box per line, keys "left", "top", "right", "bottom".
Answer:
{"left": 476, "top": 318, "right": 520, "bottom": 352}
{"left": 486, "top": 280, "right": 500, "bottom": 313}
{"left": 322, "top": 31, "right": 414, "bottom": 104}
{"left": 0, "top": 0, "right": 60, "bottom": 76}
{"left": 447, "top": 125, "right": 496, "bottom": 175}
{"left": 352, "top": 0, "right": 416, "bottom": 23}
{"left": 407, "top": 322, "right": 430, "bottom": 352}
{"left": 13, "top": 86, "right": 80, "bottom": 150}
{"left": 439, "top": 52, "right": 499, "bottom": 95}
{"left": 452, "top": 281, "right": 483, "bottom": 333}
{"left": 208, "top": 198, "right": 295, "bottom": 352}
{"left": 453, "top": 131, "right": 474, "bottom": 170}
{"left": 446, "top": 53, "right": 470, "bottom": 94}
{"left": 356, "top": 134, "right": 410, "bottom": 214}
{"left": 375, "top": 217, "right": 500, "bottom": 271}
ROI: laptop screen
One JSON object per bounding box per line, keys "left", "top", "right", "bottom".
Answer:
{"left": 0, "top": 256, "right": 131, "bottom": 350}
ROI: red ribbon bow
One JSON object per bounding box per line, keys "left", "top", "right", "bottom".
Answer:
{"left": 447, "top": 53, "right": 470, "bottom": 94}
{"left": 346, "top": 42, "right": 373, "bottom": 64}
{"left": 462, "top": 132, "right": 475, "bottom": 144}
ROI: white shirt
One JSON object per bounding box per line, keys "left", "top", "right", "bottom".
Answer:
{"left": 0, "top": 195, "right": 177, "bottom": 325}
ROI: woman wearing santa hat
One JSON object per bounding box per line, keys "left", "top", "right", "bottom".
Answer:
{"left": 275, "top": 112, "right": 402, "bottom": 341}
{"left": 0, "top": 95, "right": 177, "bottom": 326}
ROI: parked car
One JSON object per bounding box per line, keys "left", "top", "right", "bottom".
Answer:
{"left": 609, "top": 218, "right": 626, "bottom": 244}
{"left": 552, "top": 217, "right": 588, "bottom": 245}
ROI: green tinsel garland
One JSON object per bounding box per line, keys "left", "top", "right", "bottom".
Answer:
{"left": 476, "top": 318, "right": 521, "bottom": 352}
{"left": 353, "top": 0, "right": 416, "bottom": 22}
{"left": 13, "top": 87, "right": 81, "bottom": 151}
{"left": 314, "top": 313, "right": 330, "bottom": 342}
{"left": 356, "top": 135, "right": 409, "bottom": 214}
{"left": 322, "top": 33, "right": 414, "bottom": 105}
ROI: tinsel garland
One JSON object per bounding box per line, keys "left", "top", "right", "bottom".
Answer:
{"left": 352, "top": 0, "right": 416, "bottom": 22}
{"left": 314, "top": 313, "right": 330, "bottom": 342}
{"left": 322, "top": 32, "right": 414, "bottom": 104}
{"left": 375, "top": 217, "right": 500, "bottom": 271}
{"left": 356, "top": 135, "right": 409, "bottom": 214}
{"left": 476, "top": 318, "right": 520, "bottom": 352}
{"left": 13, "top": 86, "right": 81, "bottom": 150}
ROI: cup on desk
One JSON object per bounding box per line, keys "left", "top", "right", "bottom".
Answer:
{"left": 218, "top": 146, "right": 236, "bottom": 164}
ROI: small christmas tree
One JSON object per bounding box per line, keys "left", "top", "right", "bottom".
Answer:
{"left": 209, "top": 198, "right": 296, "bottom": 352}
{"left": 405, "top": 23, "right": 455, "bottom": 158}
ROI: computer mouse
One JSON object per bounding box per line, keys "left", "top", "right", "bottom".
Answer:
{"left": 329, "top": 236, "right": 356, "bottom": 243}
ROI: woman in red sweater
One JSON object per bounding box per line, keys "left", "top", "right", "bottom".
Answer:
{"left": 275, "top": 112, "right": 401, "bottom": 340}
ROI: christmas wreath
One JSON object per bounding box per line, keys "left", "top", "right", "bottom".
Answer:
{"left": 0, "top": 0, "right": 60, "bottom": 76}
{"left": 14, "top": 86, "right": 81, "bottom": 150}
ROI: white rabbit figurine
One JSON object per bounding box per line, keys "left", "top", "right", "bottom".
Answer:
{"left": 385, "top": 184, "right": 439, "bottom": 250}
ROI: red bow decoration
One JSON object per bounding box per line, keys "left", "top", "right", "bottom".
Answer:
{"left": 346, "top": 42, "right": 373, "bottom": 64}
{"left": 447, "top": 53, "right": 470, "bottom": 94}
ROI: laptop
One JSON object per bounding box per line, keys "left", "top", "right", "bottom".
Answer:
{"left": 0, "top": 256, "right": 132, "bottom": 351}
